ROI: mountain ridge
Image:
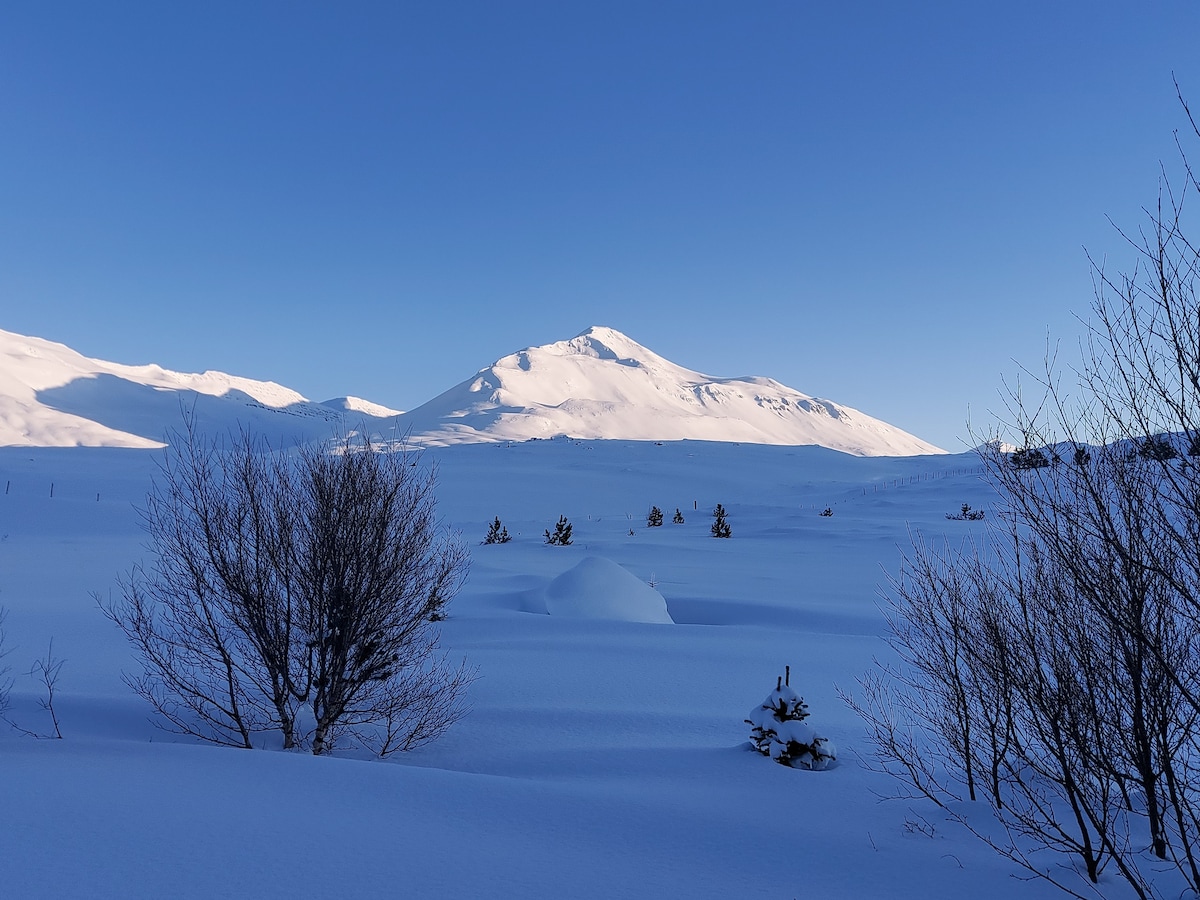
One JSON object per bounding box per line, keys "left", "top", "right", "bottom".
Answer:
{"left": 398, "top": 326, "right": 945, "bottom": 456}
{"left": 0, "top": 325, "right": 944, "bottom": 456}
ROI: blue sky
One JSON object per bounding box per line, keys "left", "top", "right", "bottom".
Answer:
{"left": 2, "top": 2, "right": 1198, "bottom": 451}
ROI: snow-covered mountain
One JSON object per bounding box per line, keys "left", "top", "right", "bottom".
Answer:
{"left": 0, "top": 325, "right": 943, "bottom": 456}
{"left": 399, "top": 326, "right": 945, "bottom": 456}
{"left": 0, "top": 328, "right": 351, "bottom": 448}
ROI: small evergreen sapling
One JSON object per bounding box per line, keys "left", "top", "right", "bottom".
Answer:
{"left": 745, "top": 666, "right": 835, "bottom": 770}
{"left": 945, "top": 503, "right": 985, "bottom": 521}
{"left": 483, "top": 516, "right": 511, "bottom": 544}
{"left": 1009, "top": 447, "right": 1051, "bottom": 470}
{"left": 544, "top": 515, "right": 573, "bottom": 546}
{"left": 647, "top": 506, "right": 664, "bottom": 527}
{"left": 1139, "top": 434, "right": 1179, "bottom": 462}
{"left": 672, "top": 508, "right": 684, "bottom": 524}
{"left": 711, "top": 503, "right": 731, "bottom": 538}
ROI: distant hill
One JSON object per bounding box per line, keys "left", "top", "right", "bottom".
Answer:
{"left": 0, "top": 328, "right": 347, "bottom": 448}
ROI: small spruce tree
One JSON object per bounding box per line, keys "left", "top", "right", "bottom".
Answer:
{"left": 647, "top": 506, "right": 664, "bottom": 527}
{"left": 745, "top": 666, "right": 836, "bottom": 770}
{"left": 1009, "top": 446, "right": 1051, "bottom": 470}
{"left": 483, "top": 516, "right": 511, "bottom": 544}
{"left": 711, "top": 503, "right": 732, "bottom": 538}
{"left": 544, "top": 515, "right": 573, "bottom": 546}
{"left": 1139, "top": 434, "right": 1179, "bottom": 462}
{"left": 672, "top": 508, "right": 684, "bottom": 524}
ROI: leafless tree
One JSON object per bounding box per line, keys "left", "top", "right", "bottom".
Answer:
{"left": 103, "top": 416, "right": 471, "bottom": 756}
{"left": 9, "top": 641, "right": 66, "bottom": 741}
{"left": 291, "top": 437, "right": 471, "bottom": 755}
{"left": 0, "top": 607, "right": 11, "bottom": 718}
{"left": 848, "top": 86, "right": 1200, "bottom": 899}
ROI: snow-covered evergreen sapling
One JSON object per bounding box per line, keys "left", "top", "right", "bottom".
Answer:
{"left": 672, "top": 508, "right": 684, "bottom": 524}
{"left": 647, "top": 506, "right": 664, "bottom": 527}
{"left": 945, "top": 503, "right": 985, "bottom": 521}
{"left": 483, "top": 516, "right": 511, "bottom": 544}
{"left": 745, "top": 666, "right": 835, "bottom": 770}
{"left": 544, "top": 515, "right": 573, "bottom": 546}
{"left": 1009, "top": 447, "right": 1051, "bottom": 470}
{"left": 711, "top": 503, "right": 731, "bottom": 538}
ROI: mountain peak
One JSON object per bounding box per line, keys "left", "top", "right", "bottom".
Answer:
{"left": 400, "top": 328, "right": 945, "bottom": 456}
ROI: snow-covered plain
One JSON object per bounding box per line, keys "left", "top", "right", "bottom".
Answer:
{"left": 0, "top": 436, "right": 1080, "bottom": 899}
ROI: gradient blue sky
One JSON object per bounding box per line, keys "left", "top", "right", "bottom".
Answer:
{"left": 3, "top": 2, "right": 1198, "bottom": 451}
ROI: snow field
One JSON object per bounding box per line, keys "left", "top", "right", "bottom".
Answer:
{"left": 0, "top": 439, "right": 1065, "bottom": 898}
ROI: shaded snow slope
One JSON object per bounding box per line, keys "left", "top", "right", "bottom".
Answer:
{"left": 0, "top": 329, "right": 356, "bottom": 448}
{"left": 399, "top": 326, "right": 944, "bottom": 456}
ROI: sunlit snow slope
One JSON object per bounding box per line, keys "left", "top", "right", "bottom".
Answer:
{"left": 0, "top": 328, "right": 348, "bottom": 448}
{"left": 399, "top": 326, "right": 944, "bottom": 456}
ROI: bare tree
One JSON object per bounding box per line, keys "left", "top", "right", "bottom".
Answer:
{"left": 103, "top": 416, "right": 472, "bottom": 756}
{"left": 0, "top": 607, "right": 11, "bottom": 718}
{"left": 848, "top": 87, "right": 1200, "bottom": 899}
{"left": 291, "top": 438, "right": 471, "bottom": 755}
{"left": 9, "top": 641, "right": 66, "bottom": 741}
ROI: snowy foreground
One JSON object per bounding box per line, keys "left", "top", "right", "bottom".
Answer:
{"left": 0, "top": 439, "right": 1074, "bottom": 899}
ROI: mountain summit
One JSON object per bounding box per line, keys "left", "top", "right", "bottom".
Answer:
{"left": 399, "top": 326, "right": 944, "bottom": 456}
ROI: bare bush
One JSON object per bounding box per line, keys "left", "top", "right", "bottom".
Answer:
{"left": 0, "top": 608, "right": 10, "bottom": 717}
{"left": 102, "top": 417, "right": 472, "bottom": 756}
{"left": 847, "top": 88, "right": 1200, "bottom": 899}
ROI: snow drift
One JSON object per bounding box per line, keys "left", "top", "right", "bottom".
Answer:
{"left": 544, "top": 556, "right": 674, "bottom": 624}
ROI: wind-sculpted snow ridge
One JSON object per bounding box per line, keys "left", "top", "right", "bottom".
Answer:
{"left": 398, "top": 326, "right": 945, "bottom": 456}
{"left": 320, "top": 396, "right": 404, "bottom": 418}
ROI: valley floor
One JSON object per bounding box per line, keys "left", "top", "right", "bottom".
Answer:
{"left": 0, "top": 441, "right": 1072, "bottom": 898}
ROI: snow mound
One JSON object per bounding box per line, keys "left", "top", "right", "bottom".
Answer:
{"left": 544, "top": 556, "right": 674, "bottom": 624}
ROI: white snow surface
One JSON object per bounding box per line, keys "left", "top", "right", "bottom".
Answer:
{"left": 390, "top": 326, "right": 945, "bottom": 456}
{"left": 544, "top": 556, "right": 675, "bottom": 623}
{"left": 0, "top": 434, "right": 1084, "bottom": 899}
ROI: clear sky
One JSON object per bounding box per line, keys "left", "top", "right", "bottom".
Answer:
{"left": 2, "top": 2, "right": 1198, "bottom": 451}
